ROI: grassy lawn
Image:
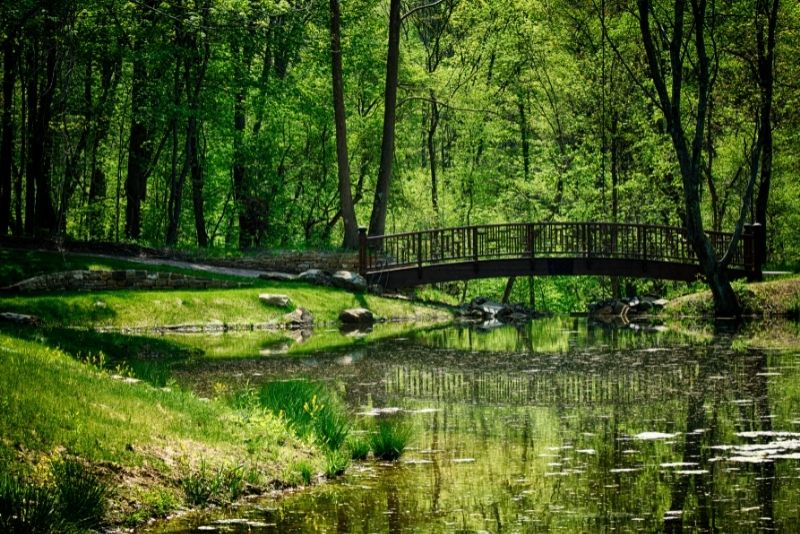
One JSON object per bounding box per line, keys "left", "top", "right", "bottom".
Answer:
{"left": 0, "top": 283, "right": 449, "bottom": 329}
{"left": 0, "top": 333, "right": 318, "bottom": 525}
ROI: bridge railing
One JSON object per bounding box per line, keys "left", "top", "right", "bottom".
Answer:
{"left": 360, "top": 221, "right": 754, "bottom": 275}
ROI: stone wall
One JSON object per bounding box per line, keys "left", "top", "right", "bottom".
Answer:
{"left": 3, "top": 270, "right": 250, "bottom": 293}
{"left": 205, "top": 251, "right": 359, "bottom": 274}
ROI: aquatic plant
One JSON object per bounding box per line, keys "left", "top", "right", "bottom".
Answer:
{"left": 256, "top": 379, "right": 351, "bottom": 451}
{"left": 52, "top": 458, "right": 107, "bottom": 529}
{"left": 369, "top": 418, "right": 413, "bottom": 461}
{"left": 324, "top": 450, "right": 350, "bottom": 478}
{"left": 293, "top": 461, "right": 315, "bottom": 485}
{"left": 347, "top": 435, "right": 371, "bottom": 460}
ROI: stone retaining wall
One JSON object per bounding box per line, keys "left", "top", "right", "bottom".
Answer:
{"left": 206, "top": 251, "right": 359, "bottom": 274}
{"left": 3, "top": 270, "right": 249, "bottom": 293}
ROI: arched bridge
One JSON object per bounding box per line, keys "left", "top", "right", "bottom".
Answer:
{"left": 358, "top": 222, "right": 763, "bottom": 290}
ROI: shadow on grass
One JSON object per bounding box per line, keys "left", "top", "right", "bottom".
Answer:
{"left": 0, "top": 325, "right": 197, "bottom": 387}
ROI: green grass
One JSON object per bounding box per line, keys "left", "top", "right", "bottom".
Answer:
{"left": 0, "top": 284, "right": 449, "bottom": 329}
{"left": 0, "top": 333, "right": 316, "bottom": 524}
{"left": 239, "top": 379, "right": 351, "bottom": 452}
{"left": 665, "top": 276, "right": 800, "bottom": 317}
{"left": 369, "top": 417, "right": 414, "bottom": 461}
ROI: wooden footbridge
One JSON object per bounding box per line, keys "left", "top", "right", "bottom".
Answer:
{"left": 358, "top": 222, "right": 763, "bottom": 290}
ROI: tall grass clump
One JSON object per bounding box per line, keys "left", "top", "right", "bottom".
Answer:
{"left": 52, "top": 458, "right": 108, "bottom": 530}
{"left": 346, "top": 435, "right": 371, "bottom": 460}
{"left": 370, "top": 417, "right": 413, "bottom": 461}
{"left": 0, "top": 474, "right": 62, "bottom": 533}
{"left": 252, "top": 379, "right": 351, "bottom": 451}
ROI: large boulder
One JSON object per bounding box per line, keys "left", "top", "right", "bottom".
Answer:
{"left": 284, "top": 307, "right": 314, "bottom": 329}
{"left": 339, "top": 307, "right": 375, "bottom": 324}
{"left": 258, "top": 271, "right": 298, "bottom": 282}
{"left": 331, "top": 270, "right": 367, "bottom": 292}
{"left": 259, "top": 293, "right": 291, "bottom": 308}
{"left": 297, "top": 269, "right": 333, "bottom": 286}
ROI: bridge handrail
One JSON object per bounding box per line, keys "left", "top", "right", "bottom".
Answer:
{"left": 359, "top": 221, "right": 757, "bottom": 276}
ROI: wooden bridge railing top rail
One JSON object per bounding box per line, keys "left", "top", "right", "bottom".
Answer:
{"left": 358, "top": 221, "right": 760, "bottom": 276}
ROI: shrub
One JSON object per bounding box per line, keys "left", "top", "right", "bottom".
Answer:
{"left": 0, "top": 474, "right": 62, "bottom": 534}
{"left": 52, "top": 458, "right": 107, "bottom": 530}
{"left": 370, "top": 417, "right": 413, "bottom": 461}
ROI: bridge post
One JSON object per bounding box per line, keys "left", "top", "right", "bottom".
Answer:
{"left": 417, "top": 232, "right": 423, "bottom": 278}
{"left": 358, "top": 227, "right": 367, "bottom": 277}
{"left": 527, "top": 222, "right": 535, "bottom": 268}
{"left": 472, "top": 226, "right": 479, "bottom": 272}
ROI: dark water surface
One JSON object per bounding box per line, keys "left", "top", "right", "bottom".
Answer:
{"left": 154, "top": 318, "right": 800, "bottom": 533}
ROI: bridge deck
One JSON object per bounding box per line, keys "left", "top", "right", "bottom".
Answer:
{"left": 359, "top": 222, "right": 761, "bottom": 289}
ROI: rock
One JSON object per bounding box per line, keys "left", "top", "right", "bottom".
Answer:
{"left": 652, "top": 298, "right": 668, "bottom": 308}
{"left": 259, "top": 293, "right": 291, "bottom": 307}
{"left": 0, "top": 312, "right": 40, "bottom": 326}
{"left": 297, "top": 269, "right": 332, "bottom": 286}
{"left": 612, "top": 301, "right": 628, "bottom": 315}
{"left": 284, "top": 307, "right": 313, "bottom": 329}
{"left": 339, "top": 307, "right": 375, "bottom": 324}
{"left": 258, "top": 271, "right": 298, "bottom": 282}
{"left": 331, "top": 270, "right": 367, "bottom": 292}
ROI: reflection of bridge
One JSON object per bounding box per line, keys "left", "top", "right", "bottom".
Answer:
{"left": 358, "top": 222, "right": 763, "bottom": 290}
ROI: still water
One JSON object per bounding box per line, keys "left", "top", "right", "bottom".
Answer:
{"left": 155, "top": 318, "right": 800, "bottom": 533}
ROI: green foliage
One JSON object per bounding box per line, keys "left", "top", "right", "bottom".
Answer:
{"left": 249, "top": 379, "right": 351, "bottom": 451}
{"left": 180, "top": 461, "right": 223, "bottom": 507}
{"left": 323, "top": 450, "right": 350, "bottom": 478}
{"left": 51, "top": 459, "right": 107, "bottom": 530}
{"left": 346, "top": 435, "right": 371, "bottom": 461}
{"left": 0, "top": 474, "right": 62, "bottom": 534}
{"left": 369, "top": 417, "right": 413, "bottom": 461}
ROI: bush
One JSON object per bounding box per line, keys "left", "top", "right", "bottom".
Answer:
{"left": 52, "top": 459, "right": 107, "bottom": 530}
{"left": 370, "top": 417, "right": 413, "bottom": 461}
{"left": 0, "top": 474, "right": 62, "bottom": 534}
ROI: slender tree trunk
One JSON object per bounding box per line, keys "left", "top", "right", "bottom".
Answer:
{"left": 188, "top": 114, "right": 207, "bottom": 247}
{"left": 125, "top": 47, "right": 150, "bottom": 240}
{"left": 0, "top": 35, "right": 15, "bottom": 235}
{"left": 368, "top": 0, "right": 401, "bottom": 237}
{"left": 754, "top": 0, "right": 778, "bottom": 268}
{"left": 330, "top": 0, "right": 358, "bottom": 248}
{"left": 427, "top": 89, "right": 439, "bottom": 217}
{"left": 518, "top": 96, "right": 530, "bottom": 182}
{"left": 232, "top": 71, "right": 249, "bottom": 248}
{"left": 30, "top": 43, "right": 57, "bottom": 235}
{"left": 24, "top": 45, "right": 36, "bottom": 235}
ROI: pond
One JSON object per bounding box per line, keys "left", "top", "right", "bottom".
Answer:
{"left": 151, "top": 318, "right": 800, "bottom": 533}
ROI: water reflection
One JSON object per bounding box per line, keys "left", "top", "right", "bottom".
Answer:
{"left": 155, "top": 319, "right": 800, "bottom": 533}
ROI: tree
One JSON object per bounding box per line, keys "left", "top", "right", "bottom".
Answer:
{"left": 329, "top": 0, "right": 359, "bottom": 248}
{"left": 367, "top": 0, "right": 401, "bottom": 237}
{"left": 637, "top": 0, "right": 760, "bottom": 317}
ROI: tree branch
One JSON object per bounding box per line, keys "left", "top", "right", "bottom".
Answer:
{"left": 401, "top": 0, "right": 448, "bottom": 22}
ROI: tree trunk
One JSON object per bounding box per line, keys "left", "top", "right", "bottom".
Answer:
{"left": 329, "top": 0, "right": 359, "bottom": 249}
{"left": 427, "top": 89, "right": 439, "bottom": 218}
{"left": 0, "top": 35, "right": 15, "bottom": 235}
{"left": 754, "top": 0, "right": 778, "bottom": 269}
{"left": 31, "top": 43, "right": 57, "bottom": 235}
{"left": 518, "top": 96, "right": 530, "bottom": 182}
{"left": 638, "top": 0, "right": 741, "bottom": 317}
{"left": 125, "top": 46, "right": 150, "bottom": 240}
{"left": 24, "top": 45, "right": 36, "bottom": 235}
{"left": 368, "top": 0, "right": 401, "bottom": 237}
{"left": 188, "top": 115, "right": 207, "bottom": 247}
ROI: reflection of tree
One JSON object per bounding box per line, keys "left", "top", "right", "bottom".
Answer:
{"left": 747, "top": 350, "right": 775, "bottom": 531}
{"left": 663, "top": 356, "right": 712, "bottom": 533}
